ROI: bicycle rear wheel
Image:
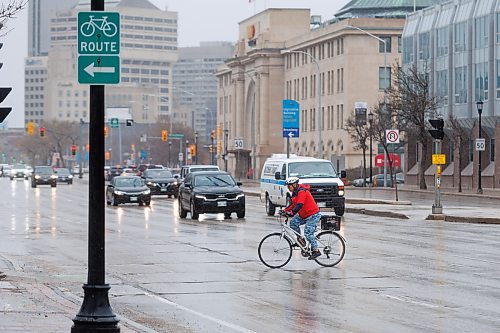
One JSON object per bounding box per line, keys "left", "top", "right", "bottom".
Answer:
{"left": 258, "top": 232, "right": 293, "bottom": 268}
{"left": 315, "top": 231, "right": 345, "bottom": 267}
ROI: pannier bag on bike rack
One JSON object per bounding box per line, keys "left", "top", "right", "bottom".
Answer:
{"left": 320, "top": 215, "right": 341, "bottom": 231}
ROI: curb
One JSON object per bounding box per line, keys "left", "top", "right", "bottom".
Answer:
{"left": 346, "top": 198, "right": 411, "bottom": 205}
{"left": 426, "top": 214, "right": 500, "bottom": 224}
{"left": 346, "top": 207, "right": 409, "bottom": 219}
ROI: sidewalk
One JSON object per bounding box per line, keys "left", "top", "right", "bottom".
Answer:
{"left": 240, "top": 180, "right": 500, "bottom": 224}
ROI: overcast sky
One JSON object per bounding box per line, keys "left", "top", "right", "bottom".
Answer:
{"left": 0, "top": 0, "right": 350, "bottom": 128}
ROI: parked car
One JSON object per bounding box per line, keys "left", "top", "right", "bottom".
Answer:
{"left": 55, "top": 168, "right": 73, "bottom": 184}
{"left": 141, "top": 168, "right": 179, "bottom": 197}
{"left": 178, "top": 171, "right": 245, "bottom": 219}
{"left": 10, "top": 163, "right": 29, "bottom": 180}
{"left": 106, "top": 176, "right": 151, "bottom": 206}
{"left": 107, "top": 166, "right": 123, "bottom": 181}
{"left": 31, "top": 166, "right": 57, "bottom": 188}
{"left": 351, "top": 177, "right": 371, "bottom": 187}
{"left": 372, "top": 173, "right": 404, "bottom": 187}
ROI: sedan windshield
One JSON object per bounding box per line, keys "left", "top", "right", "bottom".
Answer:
{"left": 288, "top": 162, "right": 337, "bottom": 178}
{"left": 194, "top": 174, "right": 235, "bottom": 187}
{"left": 145, "top": 170, "right": 173, "bottom": 178}
{"left": 115, "top": 178, "right": 144, "bottom": 187}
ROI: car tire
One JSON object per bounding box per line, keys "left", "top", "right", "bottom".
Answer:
{"left": 112, "top": 195, "right": 118, "bottom": 206}
{"left": 31, "top": 182, "right": 36, "bottom": 188}
{"left": 265, "top": 194, "right": 276, "bottom": 216}
{"left": 334, "top": 205, "right": 345, "bottom": 216}
{"left": 168, "top": 195, "right": 172, "bottom": 198}
{"left": 190, "top": 200, "right": 199, "bottom": 220}
{"left": 51, "top": 183, "right": 56, "bottom": 188}
{"left": 237, "top": 209, "right": 245, "bottom": 219}
{"left": 139, "top": 201, "right": 143, "bottom": 206}
{"left": 145, "top": 201, "right": 151, "bottom": 206}
{"left": 69, "top": 180, "right": 73, "bottom": 185}
{"left": 178, "top": 198, "right": 188, "bottom": 218}
{"left": 224, "top": 212, "right": 231, "bottom": 219}
{"left": 10, "top": 177, "right": 13, "bottom": 181}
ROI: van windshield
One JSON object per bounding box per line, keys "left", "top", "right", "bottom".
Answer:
{"left": 288, "top": 162, "right": 337, "bottom": 178}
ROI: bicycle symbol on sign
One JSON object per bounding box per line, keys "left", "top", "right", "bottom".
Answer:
{"left": 80, "top": 15, "right": 118, "bottom": 38}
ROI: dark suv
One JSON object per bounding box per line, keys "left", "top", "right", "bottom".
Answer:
{"left": 31, "top": 166, "right": 57, "bottom": 188}
{"left": 178, "top": 171, "right": 245, "bottom": 219}
{"left": 142, "top": 168, "right": 179, "bottom": 197}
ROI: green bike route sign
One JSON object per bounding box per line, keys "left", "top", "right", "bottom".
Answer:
{"left": 77, "top": 12, "right": 120, "bottom": 84}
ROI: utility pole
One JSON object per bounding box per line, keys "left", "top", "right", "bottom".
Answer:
{"left": 79, "top": 119, "right": 84, "bottom": 179}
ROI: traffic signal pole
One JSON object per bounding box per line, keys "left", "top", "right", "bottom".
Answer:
{"left": 72, "top": 0, "right": 120, "bottom": 332}
{"left": 432, "top": 139, "right": 443, "bottom": 214}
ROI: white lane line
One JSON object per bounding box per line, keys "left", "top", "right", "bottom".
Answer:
{"left": 384, "top": 294, "right": 440, "bottom": 309}
{"left": 144, "top": 291, "right": 257, "bottom": 333}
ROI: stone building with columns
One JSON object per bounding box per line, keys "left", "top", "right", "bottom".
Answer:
{"left": 216, "top": 7, "right": 405, "bottom": 179}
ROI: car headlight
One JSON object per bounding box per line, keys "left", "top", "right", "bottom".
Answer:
{"left": 35, "top": 175, "right": 40, "bottom": 179}
{"left": 195, "top": 194, "right": 206, "bottom": 200}
{"left": 236, "top": 193, "right": 245, "bottom": 199}
{"left": 114, "top": 190, "right": 125, "bottom": 195}
{"left": 143, "top": 189, "right": 151, "bottom": 195}
{"left": 68, "top": 175, "right": 73, "bottom": 179}
{"left": 338, "top": 185, "right": 345, "bottom": 196}
{"left": 50, "top": 175, "right": 57, "bottom": 179}
{"left": 146, "top": 181, "right": 154, "bottom": 186}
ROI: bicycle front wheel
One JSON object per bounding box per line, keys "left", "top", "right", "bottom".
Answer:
{"left": 258, "top": 232, "right": 292, "bottom": 269}
{"left": 315, "top": 231, "right": 345, "bottom": 267}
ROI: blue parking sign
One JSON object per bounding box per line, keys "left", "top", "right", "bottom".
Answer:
{"left": 282, "top": 100, "right": 300, "bottom": 138}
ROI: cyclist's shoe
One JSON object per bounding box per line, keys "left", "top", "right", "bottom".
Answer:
{"left": 296, "top": 236, "right": 306, "bottom": 248}
{"left": 308, "top": 249, "right": 321, "bottom": 260}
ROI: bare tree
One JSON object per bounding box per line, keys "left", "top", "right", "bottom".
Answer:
{"left": 0, "top": 0, "right": 27, "bottom": 33}
{"left": 344, "top": 114, "right": 369, "bottom": 186}
{"left": 447, "top": 115, "right": 470, "bottom": 192}
{"left": 386, "top": 63, "right": 438, "bottom": 189}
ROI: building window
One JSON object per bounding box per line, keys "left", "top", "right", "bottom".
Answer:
{"left": 496, "top": 13, "right": 500, "bottom": 43}
{"left": 474, "top": 62, "right": 488, "bottom": 101}
{"left": 454, "top": 22, "right": 467, "bottom": 52}
{"left": 491, "top": 139, "right": 495, "bottom": 161}
{"left": 436, "top": 70, "right": 448, "bottom": 105}
{"left": 455, "top": 66, "right": 467, "bottom": 103}
{"left": 379, "top": 67, "right": 391, "bottom": 90}
{"left": 310, "top": 108, "right": 316, "bottom": 131}
{"left": 418, "top": 32, "right": 430, "bottom": 60}
{"left": 436, "top": 27, "right": 449, "bottom": 57}
{"left": 398, "top": 36, "right": 402, "bottom": 53}
{"left": 475, "top": 15, "right": 489, "bottom": 49}
{"left": 379, "top": 36, "right": 391, "bottom": 53}
{"left": 496, "top": 60, "right": 500, "bottom": 98}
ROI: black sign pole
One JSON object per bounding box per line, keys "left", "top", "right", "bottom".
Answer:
{"left": 72, "top": 0, "right": 120, "bottom": 332}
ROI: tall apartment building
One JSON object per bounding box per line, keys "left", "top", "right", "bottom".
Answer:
{"left": 172, "top": 42, "right": 233, "bottom": 142}
{"left": 25, "top": 0, "right": 78, "bottom": 126}
{"left": 402, "top": 0, "right": 500, "bottom": 189}
{"left": 43, "top": 0, "right": 177, "bottom": 124}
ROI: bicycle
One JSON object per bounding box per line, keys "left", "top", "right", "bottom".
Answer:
{"left": 258, "top": 210, "right": 346, "bottom": 268}
{"left": 80, "top": 15, "right": 118, "bottom": 38}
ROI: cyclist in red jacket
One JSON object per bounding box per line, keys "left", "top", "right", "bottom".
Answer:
{"left": 283, "top": 177, "right": 322, "bottom": 260}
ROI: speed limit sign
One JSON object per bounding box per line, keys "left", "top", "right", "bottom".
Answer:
{"left": 475, "top": 138, "right": 485, "bottom": 151}
{"left": 234, "top": 137, "right": 244, "bottom": 150}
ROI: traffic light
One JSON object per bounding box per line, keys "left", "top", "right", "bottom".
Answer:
{"left": 39, "top": 126, "right": 45, "bottom": 137}
{"left": 104, "top": 126, "right": 108, "bottom": 137}
{"left": 161, "top": 129, "right": 168, "bottom": 142}
{"left": 209, "top": 144, "right": 213, "bottom": 153}
{"left": 217, "top": 141, "right": 222, "bottom": 154}
{"left": 189, "top": 144, "right": 196, "bottom": 156}
{"left": 210, "top": 130, "right": 216, "bottom": 140}
{"left": 71, "top": 145, "right": 77, "bottom": 156}
{"left": 428, "top": 118, "right": 444, "bottom": 140}
{"left": 0, "top": 43, "right": 12, "bottom": 123}
{"left": 27, "top": 122, "right": 34, "bottom": 135}
{"left": 217, "top": 123, "right": 222, "bottom": 138}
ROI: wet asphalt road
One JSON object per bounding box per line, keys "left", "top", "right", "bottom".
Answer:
{"left": 1, "top": 178, "right": 500, "bottom": 333}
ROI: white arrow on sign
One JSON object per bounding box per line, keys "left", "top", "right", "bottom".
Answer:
{"left": 288, "top": 132, "right": 294, "bottom": 138}
{"left": 84, "top": 62, "right": 116, "bottom": 77}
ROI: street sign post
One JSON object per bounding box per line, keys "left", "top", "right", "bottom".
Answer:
{"left": 77, "top": 12, "right": 120, "bottom": 84}
{"left": 283, "top": 100, "right": 300, "bottom": 158}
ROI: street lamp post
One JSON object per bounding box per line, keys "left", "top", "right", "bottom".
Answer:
{"left": 476, "top": 100, "right": 483, "bottom": 194}
{"left": 224, "top": 129, "right": 229, "bottom": 171}
{"left": 368, "top": 112, "right": 374, "bottom": 187}
{"left": 345, "top": 24, "right": 388, "bottom": 186}
{"left": 194, "top": 132, "right": 198, "bottom": 164}
{"left": 168, "top": 141, "right": 172, "bottom": 167}
{"left": 281, "top": 49, "right": 323, "bottom": 159}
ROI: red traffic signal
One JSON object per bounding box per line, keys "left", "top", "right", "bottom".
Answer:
{"left": 71, "top": 145, "right": 77, "bottom": 156}
{"left": 39, "top": 126, "right": 45, "bottom": 137}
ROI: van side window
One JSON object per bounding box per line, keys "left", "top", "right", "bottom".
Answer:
{"left": 263, "top": 163, "right": 279, "bottom": 176}
{"left": 281, "top": 164, "right": 287, "bottom": 179}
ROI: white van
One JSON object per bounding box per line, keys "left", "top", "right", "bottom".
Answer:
{"left": 260, "top": 154, "right": 346, "bottom": 216}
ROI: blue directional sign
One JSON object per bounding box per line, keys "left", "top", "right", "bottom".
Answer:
{"left": 282, "top": 99, "right": 300, "bottom": 138}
